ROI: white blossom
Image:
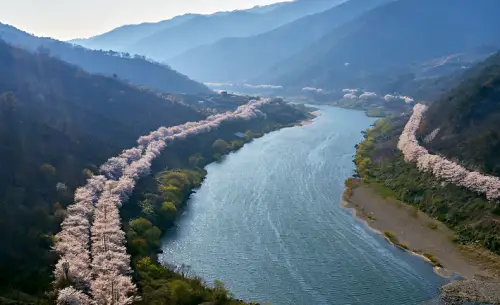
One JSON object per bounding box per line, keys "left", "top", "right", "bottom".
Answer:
{"left": 398, "top": 104, "right": 500, "bottom": 200}
{"left": 54, "top": 99, "right": 275, "bottom": 302}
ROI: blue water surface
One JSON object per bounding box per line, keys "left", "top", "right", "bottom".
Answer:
{"left": 160, "top": 106, "right": 449, "bottom": 305}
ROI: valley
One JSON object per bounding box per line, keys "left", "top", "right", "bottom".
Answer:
{"left": 159, "top": 106, "right": 450, "bottom": 305}
{"left": 1, "top": 0, "right": 500, "bottom": 304}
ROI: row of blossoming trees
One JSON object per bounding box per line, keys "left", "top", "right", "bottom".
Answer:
{"left": 398, "top": 104, "right": 500, "bottom": 201}
{"left": 53, "top": 99, "right": 274, "bottom": 304}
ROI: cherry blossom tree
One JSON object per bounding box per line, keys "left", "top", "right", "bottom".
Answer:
{"left": 398, "top": 104, "right": 500, "bottom": 200}
{"left": 54, "top": 98, "right": 275, "bottom": 303}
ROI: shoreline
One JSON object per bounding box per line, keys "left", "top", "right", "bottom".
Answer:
{"left": 341, "top": 179, "right": 500, "bottom": 281}
{"left": 298, "top": 110, "right": 321, "bottom": 126}
{"left": 341, "top": 197, "right": 454, "bottom": 278}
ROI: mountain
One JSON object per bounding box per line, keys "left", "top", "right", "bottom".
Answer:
{"left": 244, "top": 2, "right": 288, "bottom": 14}
{"left": 0, "top": 39, "right": 206, "bottom": 299}
{"left": 0, "top": 23, "right": 210, "bottom": 94}
{"left": 125, "top": 0, "right": 344, "bottom": 61}
{"left": 418, "top": 52, "right": 500, "bottom": 176}
{"left": 377, "top": 46, "right": 498, "bottom": 101}
{"left": 69, "top": 14, "right": 196, "bottom": 51}
{"left": 69, "top": 3, "right": 290, "bottom": 52}
{"left": 262, "top": 0, "right": 500, "bottom": 91}
{"left": 169, "top": 0, "right": 391, "bottom": 82}
{"left": 352, "top": 52, "right": 500, "bottom": 282}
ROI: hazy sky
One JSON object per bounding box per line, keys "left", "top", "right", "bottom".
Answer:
{"left": 0, "top": 0, "right": 290, "bottom": 40}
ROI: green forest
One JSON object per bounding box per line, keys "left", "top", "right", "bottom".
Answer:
{"left": 123, "top": 119, "right": 298, "bottom": 305}
{"left": 354, "top": 116, "right": 500, "bottom": 254}
{"left": 3, "top": 0, "right": 500, "bottom": 301}
{"left": 0, "top": 39, "right": 308, "bottom": 303}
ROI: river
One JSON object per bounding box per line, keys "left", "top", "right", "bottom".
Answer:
{"left": 160, "top": 106, "right": 448, "bottom": 305}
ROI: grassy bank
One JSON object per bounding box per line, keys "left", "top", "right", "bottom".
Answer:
{"left": 353, "top": 116, "right": 500, "bottom": 256}
{"left": 120, "top": 106, "right": 310, "bottom": 304}
{"left": 344, "top": 115, "right": 500, "bottom": 279}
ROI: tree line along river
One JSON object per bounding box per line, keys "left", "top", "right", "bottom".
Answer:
{"left": 160, "top": 106, "right": 449, "bottom": 305}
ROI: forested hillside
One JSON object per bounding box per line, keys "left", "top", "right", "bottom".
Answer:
{"left": 0, "top": 23, "right": 210, "bottom": 94}
{"left": 0, "top": 40, "right": 203, "bottom": 300}
{"left": 418, "top": 53, "right": 500, "bottom": 176}
{"left": 0, "top": 39, "right": 309, "bottom": 302}
{"left": 353, "top": 52, "right": 500, "bottom": 258}
{"left": 264, "top": 0, "right": 500, "bottom": 91}
{"left": 170, "top": 0, "right": 390, "bottom": 82}
{"left": 375, "top": 47, "right": 497, "bottom": 101}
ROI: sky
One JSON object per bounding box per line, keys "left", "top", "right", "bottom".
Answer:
{"left": 0, "top": 0, "right": 290, "bottom": 40}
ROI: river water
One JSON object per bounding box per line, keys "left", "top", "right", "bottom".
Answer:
{"left": 160, "top": 106, "right": 448, "bottom": 305}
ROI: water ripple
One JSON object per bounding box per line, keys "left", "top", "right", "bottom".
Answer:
{"left": 161, "top": 106, "right": 449, "bottom": 305}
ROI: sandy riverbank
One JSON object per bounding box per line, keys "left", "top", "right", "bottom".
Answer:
{"left": 342, "top": 180, "right": 500, "bottom": 281}
{"left": 298, "top": 110, "right": 321, "bottom": 126}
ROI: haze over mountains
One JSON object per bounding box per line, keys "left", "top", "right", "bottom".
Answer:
{"left": 169, "top": 0, "right": 392, "bottom": 82}
{"left": 70, "top": 0, "right": 500, "bottom": 97}
{"left": 0, "top": 22, "right": 209, "bottom": 94}
{"left": 264, "top": 0, "right": 500, "bottom": 92}
{"left": 69, "top": 14, "right": 197, "bottom": 52}
{"left": 71, "top": 0, "right": 345, "bottom": 60}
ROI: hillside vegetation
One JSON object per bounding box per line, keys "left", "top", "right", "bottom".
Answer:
{"left": 0, "top": 40, "right": 203, "bottom": 300}
{"left": 354, "top": 116, "right": 500, "bottom": 255}
{"left": 123, "top": 101, "right": 307, "bottom": 304}
{"left": 418, "top": 53, "right": 500, "bottom": 176}
{"left": 353, "top": 53, "right": 500, "bottom": 256}
{"left": 0, "top": 39, "right": 309, "bottom": 303}
{"left": 264, "top": 0, "right": 500, "bottom": 91}
{"left": 0, "top": 23, "right": 210, "bottom": 94}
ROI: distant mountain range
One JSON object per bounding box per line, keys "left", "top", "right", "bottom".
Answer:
{"left": 70, "top": 0, "right": 344, "bottom": 61}
{"left": 70, "top": 14, "right": 197, "bottom": 52}
{"left": 63, "top": 0, "right": 500, "bottom": 94}
{"left": 262, "top": 0, "right": 500, "bottom": 91}
{"left": 169, "top": 0, "right": 392, "bottom": 82}
{"left": 0, "top": 23, "right": 210, "bottom": 94}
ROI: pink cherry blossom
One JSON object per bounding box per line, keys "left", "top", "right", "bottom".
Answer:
{"left": 54, "top": 99, "right": 275, "bottom": 303}
{"left": 398, "top": 104, "right": 500, "bottom": 201}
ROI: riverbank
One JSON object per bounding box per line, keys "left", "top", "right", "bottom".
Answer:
{"left": 298, "top": 110, "right": 321, "bottom": 126}
{"left": 342, "top": 179, "right": 500, "bottom": 281}
{"left": 160, "top": 107, "right": 448, "bottom": 305}
{"left": 120, "top": 102, "right": 313, "bottom": 304}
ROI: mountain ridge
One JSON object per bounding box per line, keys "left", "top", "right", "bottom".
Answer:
{"left": 69, "top": 14, "right": 196, "bottom": 51}
{"left": 0, "top": 22, "right": 210, "bottom": 94}
{"left": 262, "top": 0, "right": 500, "bottom": 91}
{"left": 169, "top": 0, "right": 391, "bottom": 82}
{"left": 104, "top": 0, "right": 344, "bottom": 61}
